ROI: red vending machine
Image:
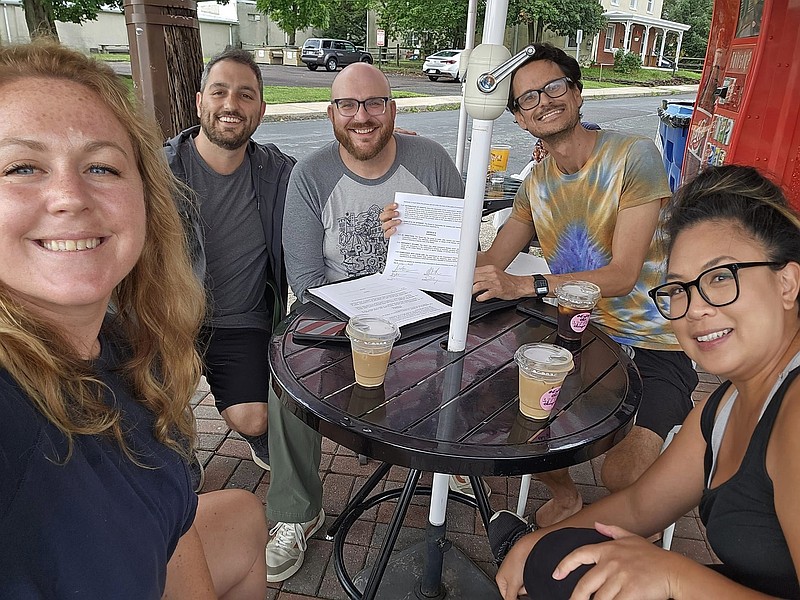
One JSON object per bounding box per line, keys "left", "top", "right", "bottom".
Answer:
{"left": 683, "top": 0, "right": 800, "bottom": 208}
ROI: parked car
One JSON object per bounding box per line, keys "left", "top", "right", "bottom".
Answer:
{"left": 301, "top": 38, "right": 373, "bottom": 72}
{"left": 422, "top": 49, "right": 464, "bottom": 82}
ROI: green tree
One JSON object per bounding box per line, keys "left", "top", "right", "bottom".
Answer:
{"left": 22, "top": 0, "right": 122, "bottom": 40}
{"left": 662, "top": 0, "right": 712, "bottom": 59}
{"left": 373, "top": 0, "right": 470, "bottom": 55}
{"left": 256, "top": 0, "right": 331, "bottom": 45}
{"left": 508, "top": 0, "right": 605, "bottom": 45}
{"left": 320, "top": 0, "right": 369, "bottom": 46}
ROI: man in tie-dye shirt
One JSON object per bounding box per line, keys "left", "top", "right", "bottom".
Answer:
{"left": 474, "top": 44, "right": 698, "bottom": 528}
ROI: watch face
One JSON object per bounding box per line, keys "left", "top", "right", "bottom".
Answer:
{"left": 534, "top": 275, "right": 548, "bottom": 296}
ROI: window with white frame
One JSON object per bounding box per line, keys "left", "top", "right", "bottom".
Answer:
{"left": 610, "top": 0, "right": 619, "bottom": 5}
{"left": 630, "top": 0, "right": 638, "bottom": 9}
{"left": 647, "top": 0, "right": 654, "bottom": 12}
{"left": 604, "top": 25, "right": 615, "bottom": 50}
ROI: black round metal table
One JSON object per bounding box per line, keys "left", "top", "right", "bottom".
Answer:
{"left": 268, "top": 298, "right": 641, "bottom": 599}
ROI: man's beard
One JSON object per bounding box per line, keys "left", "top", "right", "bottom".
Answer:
{"left": 533, "top": 104, "right": 581, "bottom": 146}
{"left": 333, "top": 119, "right": 394, "bottom": 161}
{"left": 200, "top": 109, "right": 255, "bottom": 151}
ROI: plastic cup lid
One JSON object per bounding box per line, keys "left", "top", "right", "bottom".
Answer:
{"left": 514, "top": 343, "right": 574, "bottom": 377}
{"left": 555, "top": 280, "right": 601, "bottom": 308}
{"left": 346, "top": 315, "right": 400, "bottom": 343}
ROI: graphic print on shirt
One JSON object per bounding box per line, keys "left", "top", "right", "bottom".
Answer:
{"left": 549, "top": 222, "right": 610, "bottom": 274}
{"left": 338, "top": 204, "right": 388, "bottom": 277}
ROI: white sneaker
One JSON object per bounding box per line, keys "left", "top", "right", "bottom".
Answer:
{"left": 449, "top": 474, "right": 492, "bottom": 499}
{"left": 266, "top": 508, "right": 325, "bottom": 582}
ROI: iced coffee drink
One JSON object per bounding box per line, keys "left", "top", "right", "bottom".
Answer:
{"left": 514, "top": 343, "right": 574, "bottom": 420}
{"left": 346, "top": 315, "right": 400, "bottom": 388}
{"left": 555, "top": 281, "right": 601, "bottom": 342}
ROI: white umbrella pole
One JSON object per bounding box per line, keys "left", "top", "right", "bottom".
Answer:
{"left": 447, "top": 0, "right": 510, "bottom": 352}
{"left": 454, "top": 0, "right": 479, "bottom": 172}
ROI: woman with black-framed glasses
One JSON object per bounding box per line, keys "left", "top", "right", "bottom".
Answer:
{"left": 495, "top": 165, "right": 800, "bottom": 599}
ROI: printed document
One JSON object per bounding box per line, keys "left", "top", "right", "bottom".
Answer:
{"left": 381, "top": 192, "right": 464, "bottom": 294}
{"left": 307, "top": 191, "right": 552, "bottom": 328}
{"left": 307, "top": 273, "right": 450, "bottom": 328}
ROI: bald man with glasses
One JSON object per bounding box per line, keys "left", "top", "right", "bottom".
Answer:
{"left": 473, "top": 43, "right": 699, "bottom": 529}
{"left": 269, "top": 62, "right": 464, "bottom": 583}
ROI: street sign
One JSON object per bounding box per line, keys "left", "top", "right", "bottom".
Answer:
{"left": 377, "top": 29, "right": 385, "bottom": 47}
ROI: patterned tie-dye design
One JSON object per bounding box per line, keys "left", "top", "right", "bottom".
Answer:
{"left": 510, "top": 130, "right": 679, "bottom": 349}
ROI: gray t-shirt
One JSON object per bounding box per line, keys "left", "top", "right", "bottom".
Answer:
{"left": 283, "top": 134, "right": 465, "bottom": 302}
{"left": 181, "top": 139, "right": 270, "bottom": 329}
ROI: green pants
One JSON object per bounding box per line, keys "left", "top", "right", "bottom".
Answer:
{"left": 266, "top": 384, "right": 323, "bottom": 523}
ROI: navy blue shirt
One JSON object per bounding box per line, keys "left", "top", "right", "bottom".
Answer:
{"left": 0, "top": 335, "right": 197, "bottom": 598}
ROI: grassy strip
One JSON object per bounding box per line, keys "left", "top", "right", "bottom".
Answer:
{"left": 264, "top": 86, "right": 424, "bottom": 104}
{"left": 119, "top": 76, "right": 424, "bottom": 104}
{"left": 582, "top": 66, "right": 702, "bottom": 85}
{"left": 380, "top": 61, "right": 701, "bottom": 86}
{"left": 93, "top": 52, "right": 132, "bottom": 62}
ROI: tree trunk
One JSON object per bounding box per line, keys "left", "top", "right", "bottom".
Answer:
{"left": 22, "top": 0, "right": 59, "bottom": 40}
{"left": 164, "top": 17, "right": 203, "bottom": 135}
{"left": 124, "top": 0, "right": 203, "bottom": 139}
{"left": 535, "top": 17, "right": 544, "bottom": 43}
{"left": 288, "top": 31, "right": 296, "bottom": 45}
{"left": 527, "top": 21, "right": 535, "bottom": 45}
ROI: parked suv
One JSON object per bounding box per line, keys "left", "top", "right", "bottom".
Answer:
{"left": 301, "top": 38, "right": 373, "bottom": 71}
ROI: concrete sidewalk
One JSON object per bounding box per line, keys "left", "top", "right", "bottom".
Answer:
{"left": 264, "top": 84, "right": 698, "bottom": 121}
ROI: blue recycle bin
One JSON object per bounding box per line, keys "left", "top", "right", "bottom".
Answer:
{"left": 657, "top": 101, "right": 693, "bottom": 192}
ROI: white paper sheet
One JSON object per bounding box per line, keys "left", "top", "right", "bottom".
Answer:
{"left": 382, "top": 192, "right": 465, "bottom": 294}
{"left": 307, "top": 273, "right": 451, "bottom": 329}
{"left": 504, "top": 252, "right": 551, "bottom": 276}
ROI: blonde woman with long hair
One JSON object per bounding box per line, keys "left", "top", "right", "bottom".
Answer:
{"left": 0, "top": 43, "right": 267, "bottom": 598}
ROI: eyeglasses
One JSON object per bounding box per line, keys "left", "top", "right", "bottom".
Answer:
{"left": 648, "top": 261, "right": 784, "bottom": 320}
{"left": 513, "top": 77, "right": 573, "bottom": 111}
{"left": 331, "top": 97, "right": 390, "bottom": 117}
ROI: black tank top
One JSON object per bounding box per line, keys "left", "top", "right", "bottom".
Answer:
{"left": 699, "top": 368, "right": 800, "bottom": 598}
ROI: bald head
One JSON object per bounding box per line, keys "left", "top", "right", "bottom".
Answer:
{"left": 331, "top": 63, "right": 392, "bottom": 100}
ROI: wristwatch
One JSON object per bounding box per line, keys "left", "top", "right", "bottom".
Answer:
{"left": 532, "top": 274, "right": 549, "bottom": 298}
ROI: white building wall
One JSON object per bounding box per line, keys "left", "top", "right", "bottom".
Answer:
{"left": 0, "top": 1, "right": 30, "bottom": 44}
{"left": 0, "top": 1, "right": 240, "bottom": 56}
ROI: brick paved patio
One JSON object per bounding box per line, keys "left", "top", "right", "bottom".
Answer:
{"left": 192, "top": 368, "right": 723, "bottom": 600}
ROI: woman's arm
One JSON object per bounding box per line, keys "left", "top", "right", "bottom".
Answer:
{"left": 558, "top": 535, "right": 777, "bottom": 600}
{"left": 496, "top": 401, "right": 709, "bottom": 599}
{"left": 767, "top": 380, "right": 800, "bottom": 591}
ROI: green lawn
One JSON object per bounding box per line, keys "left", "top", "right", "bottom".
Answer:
{"left": 582, "top": 65, "right": 702, "bottom": 85}
{"left": 118, "top": 76, "right": 424, "bottom": 104}
{"left": 117, "top": 64, "right": 695, "bottom": 105}
{"left": 264, "top": 86, "right": 424, "bottom": 104}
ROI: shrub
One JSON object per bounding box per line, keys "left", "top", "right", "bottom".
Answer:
{"left": 613, "top": 49, "right": 642, "bottom": 74}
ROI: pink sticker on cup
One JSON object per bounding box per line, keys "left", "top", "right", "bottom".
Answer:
{"left": 570, "top": 312, "right": 591, "bottom": 333}
{"left": 539, "top": 386, "right": 562, "bottom": 411}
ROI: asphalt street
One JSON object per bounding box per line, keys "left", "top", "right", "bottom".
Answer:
{"left": 109, "top": 61, "right": 464, "bottom": 96}
{"left": 254, "top": 92, "right": 696, "bottom": 175}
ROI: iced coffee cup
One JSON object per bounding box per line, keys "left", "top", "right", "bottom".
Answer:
{"left": 514, "top": 343, "right": 574, "bottom": 420}
{"left": 346, "top": 315, "right": 400, "bottom": 388}
{"left": 555, "top": 280, "right": 601, "bottom": 343}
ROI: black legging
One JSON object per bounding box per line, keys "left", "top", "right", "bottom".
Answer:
{"left": 523, "top": 528, "right": 611, "bottom": 599}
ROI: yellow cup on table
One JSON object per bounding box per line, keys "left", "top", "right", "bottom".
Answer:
{"left": 489, "top": 144, "right": 511, "bottom": 184}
